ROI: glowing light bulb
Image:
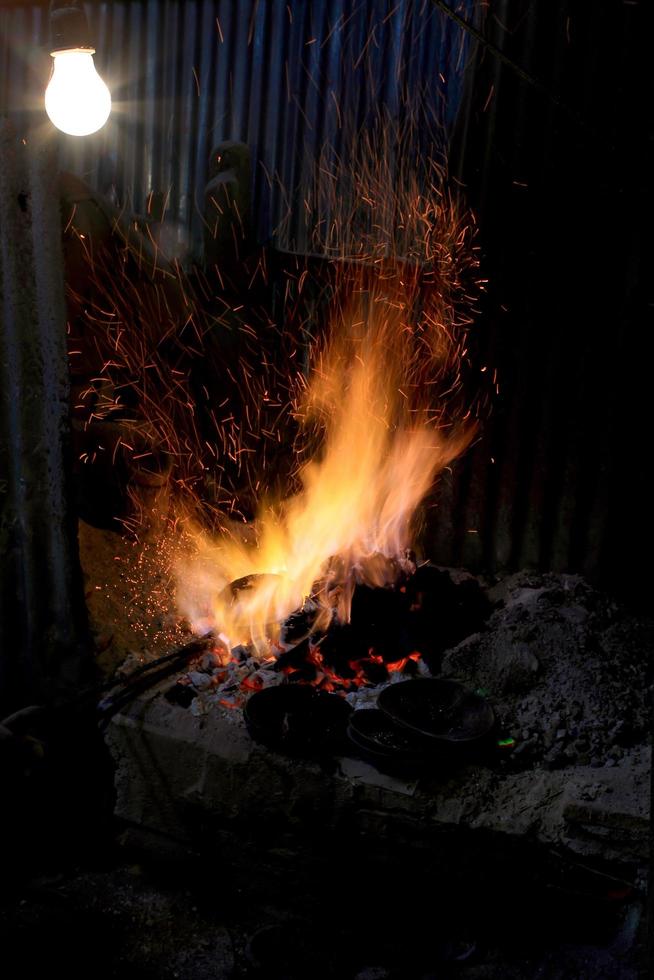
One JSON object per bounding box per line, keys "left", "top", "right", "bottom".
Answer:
{"left": 45, "top": 49, "right": 111, "bottom": 136}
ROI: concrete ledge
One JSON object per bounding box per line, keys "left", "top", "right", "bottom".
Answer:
{"left": 106, "top": 686, "right": 650, "bottom": 875}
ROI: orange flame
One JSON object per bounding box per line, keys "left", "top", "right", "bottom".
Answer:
{"left": 175, "top": 154, "right": 478, "bottom": 652}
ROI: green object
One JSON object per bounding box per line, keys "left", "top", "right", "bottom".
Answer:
{"left": 497, "top": 737, "right": 515, "bottom": 748}
{"left": 475, "top": 687, "right": 489, "bottom": 697}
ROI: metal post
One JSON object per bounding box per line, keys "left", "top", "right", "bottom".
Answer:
{"left": 0, "top": 119, "right": 91, "bottom": 714}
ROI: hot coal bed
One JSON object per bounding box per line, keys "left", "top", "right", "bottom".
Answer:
{"left": 103, "top": 558, "right": 650, "bottom": 977}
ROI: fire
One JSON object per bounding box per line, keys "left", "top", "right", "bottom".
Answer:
{"left": 175, "top": 155, "right": 478, "bottom": 651}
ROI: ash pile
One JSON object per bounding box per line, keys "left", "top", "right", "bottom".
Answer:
{"left": 442, "top": 572, "right": 652, "bottom": 771}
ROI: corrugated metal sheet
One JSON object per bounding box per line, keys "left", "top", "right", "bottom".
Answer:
{"left": 427, "top": 0, "right": 651, "bottom": 600}
{"left": 0, "top": 0, "right": 471, "bottom": 254}
{"left": 1, "top": 1, "right": 649, "bottom": 599}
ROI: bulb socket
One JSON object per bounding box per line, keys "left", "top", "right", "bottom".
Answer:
{"left": 50, "top": 4, "right": 93, "bottom": 54}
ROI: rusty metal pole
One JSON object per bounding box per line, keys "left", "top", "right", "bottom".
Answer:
{"left": 0, "top": 120, "right": 91, "bottom": 714}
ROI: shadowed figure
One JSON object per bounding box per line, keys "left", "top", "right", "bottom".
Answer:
{"left": 203, "top": 140, "right": 254, "bottom": 290}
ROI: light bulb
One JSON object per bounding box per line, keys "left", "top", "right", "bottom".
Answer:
{"left": 45, "top": 49, "right": 111, "bottom": 136}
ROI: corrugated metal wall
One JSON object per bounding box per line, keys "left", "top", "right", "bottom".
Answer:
{"left": 427, "top": 0, "right": 651, "bottom": 600}
{"left": 1, "top": 1, "right": 650, "bottom": 599}
{"left": 0, "top": 0, "right": 471, "bottom": 254}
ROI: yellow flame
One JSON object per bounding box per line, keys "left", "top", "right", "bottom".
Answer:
{"left": 175, "top": 127, "right": 480, "bottom": 650}
{"left": 175, "top": 255, "right": 474, "bottom": 650}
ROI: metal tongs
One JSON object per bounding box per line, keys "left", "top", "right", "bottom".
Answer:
{"left": 96, "top": 631, "right": 216, "bottom": 727}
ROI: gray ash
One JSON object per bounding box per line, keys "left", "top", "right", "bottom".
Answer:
{"left": 442, "top": 572, "right": 653, "bottom": 771}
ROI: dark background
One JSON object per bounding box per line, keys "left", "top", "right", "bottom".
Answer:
{"left": 432, "top": 0, "right": 653, "bottom": 604}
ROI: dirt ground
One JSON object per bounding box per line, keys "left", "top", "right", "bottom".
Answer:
{"left": 0, "top": 829, "right": 646, "bottom": 980}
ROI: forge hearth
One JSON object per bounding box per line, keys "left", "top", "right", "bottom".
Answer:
{"left": 104, "top": 570, "right": 651, "bottom": 900}
{"left": 160, "top": 560, "right": 492, "bottom": 722}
